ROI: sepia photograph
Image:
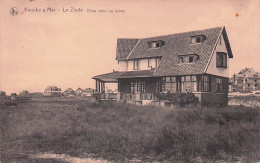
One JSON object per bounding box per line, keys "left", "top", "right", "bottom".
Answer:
{"left": 0, "top": 0, "right": 259, "bottom": 162}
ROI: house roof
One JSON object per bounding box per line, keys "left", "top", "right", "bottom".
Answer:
{"left": 76, "top": 88, "right": 83, "bottom": 91}
{"left": 64, "top": 88, "right": 74, "bottom": 92}
{"left": 84, "top": 88, "right": 94, "bottom": 93}
{"left": 116, "top": 38, "right": 140, "bottom": 60}
{"left": 45, "top": 86, "right": 61, "bottom": 91}
{"left": 139, "top": 27, "right": 231, "bottom": 76}
{"left": 125, "top": 27, "right": 232, "bottom": 76}
{"left": 236, "top": 68, "right": 259, "bottom": 78}
{"left": 94, "top": 26, "right": 233, "bottom": 78}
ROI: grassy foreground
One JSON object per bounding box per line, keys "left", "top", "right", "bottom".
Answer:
{"left": 0, "top": 97, "right": 259, "bottom": 162}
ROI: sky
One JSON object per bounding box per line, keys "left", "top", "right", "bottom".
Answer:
{"left": 0, "top": 0, "right": 260, "bottom": 94}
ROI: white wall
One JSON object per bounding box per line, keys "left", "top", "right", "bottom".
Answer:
{"left": 117, "top": 61, "right": 127, "bottom": 71}
{"left": 206, "top": 33, "right": 230, "bottom": 78}
{"left": 117, "top": 58, "right": 157, "bottom": 71}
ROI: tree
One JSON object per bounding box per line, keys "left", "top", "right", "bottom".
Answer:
{"left": 19, "top": 91, "right": 30, "bottom": 97}
{"left": 0, "top": 91, "right": 6, "bottom": 97}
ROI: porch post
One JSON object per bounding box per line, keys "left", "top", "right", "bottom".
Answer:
{"left": 101, "top": 82, "right": 105, "bottom": 93}
{"left": 96, "top": 80, "right": 99, "bottom": 93}
{"left": 99, "top": 82, "right": 101, "bottom": 93}
{"left": 118, "top": 80, "right": 121, "bottom": 92}
{"left": 116, "top": 79, "right": 121, "bottom": 101}
{"left": 116, "top": 92, "right": 121, "bottom": 101}
{"left": 98, "top": 81, "right": 101, "bottom": 93}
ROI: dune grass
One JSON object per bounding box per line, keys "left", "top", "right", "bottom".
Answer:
{"left": 229, "top": 95, "right": 260, "bottom": 107}
{"left": 0, "top": 97, "right": 259, "bottom": 162}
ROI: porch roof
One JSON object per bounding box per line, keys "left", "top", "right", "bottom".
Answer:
{"left": 92, "top": 71, "right": 125, "bottom": 82}
{"left": 92, "top": 70, "right": 155, "bottom": 82}
{"left": 118, "top": 70, "right": 155, "bottom": 78}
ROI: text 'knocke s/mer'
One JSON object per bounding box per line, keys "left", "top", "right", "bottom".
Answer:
{"left": 24, "top": 7, "right": 55, "bottom": 12}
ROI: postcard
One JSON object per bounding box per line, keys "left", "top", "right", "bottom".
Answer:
{"left": 0, "top": 0, "right": 259, "bottom": 162}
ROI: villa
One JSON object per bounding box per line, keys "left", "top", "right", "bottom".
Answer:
{"left": 93, "top": 27, "right": 233, "bottom": 106}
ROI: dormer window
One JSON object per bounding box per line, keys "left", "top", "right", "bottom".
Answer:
{"left": 189, "top": 56, "right": 194, "bottom": 63}
{"left": 196, "top": 37, "right": 201, "bottom": 43}
{"left": 151, "top": 42, "right": 160, "bottom": 48}
{"left": 179, "top": 57, "right": 184, "bottom": 63}
{"left": 148, "top": 40, "right": 164, "bottom": 49}
{"left": 190, "top": 35, "right": 206, "bottom": 44}
{"left": 178, "top": 54, "right": 199, "bottom": 64}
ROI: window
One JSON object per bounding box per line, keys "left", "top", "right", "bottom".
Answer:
{"left": 191, "top": 76, "right": 197, "bottom": 92}
{"left": 219, "top": 35, "right": 222, "bottom": 45}
{"left": 216, "top": 52, "right": 227, "bottom": 68}
{"left": 181, "top": 76, "right": 197, "bottom": 92}
{"left": 148, "top": 40, "right": 164, "bottom": 49}
{"left": 130, "top": 81, "right": 146, "bottom": 93}
{"left": 191, "top": 37, "right": 195, "bottom": 44}
{"left": 178, "top": 55, "right": 199, "bottom": 64}
{"left": 162, "top": 77, "right": 177, "bottom": 92}
{"left": 196, "top": 37, "right": 201, "bottom": 43}
{"left": 130, "top": 82, "right": 136, "bottom": 93}
{"left": 216, "top": 78, "right": 223, "bottom": 92}
{"left": 155, "top": 58, "right": 161, "bottom": 67}
{"left": 161, "top": 77, "right": 166, "bottom": 92}
{"left": 133, "top": 60, "right": 140, "bottom": 70}
{"left": 148, "top": 58, "right": 152, "bottom": 67}
{"left": 190, "top": 35, "right": 206, "bottom": 44}
{"left": 157, "top": 80, "right": 163, "bottom": 92}
{"left": 139, "top": 82, "right": 145, "bottom": 93}
{"left": 179, "top": 57, "right": 184, "bottom": 63}
{"left": 181, "top": 76, "right": 190, "bottom": 92}
{"left": 151, "top": 42, "right": 160, "bottom": 48}
{"left": 201, "top": 75, "right": 210, "bottom": 92}
{"left": 189, "top": 56, "right": 194, "bottom": 63}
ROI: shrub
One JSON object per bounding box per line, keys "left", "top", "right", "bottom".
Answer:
{"left": 0, "top": 91, "right": 6, "bottom": 97}
{"left": 155, "top": 92, "right": 199, "bottom": 107}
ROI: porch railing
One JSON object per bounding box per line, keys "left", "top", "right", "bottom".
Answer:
{"left": 95, "top": 93, "right": 117, "bottom": 101}
{"left": 121, "top": 93, "right": 136, "bottom": 101}
{"left": 140, "top": 93, "right": 154, "bottom": 100}
{"left": 121, "top": 93, "right": 155, "bottom": 101}
{"left": 94, "top": 92, "right": 155, "bottom": 101}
